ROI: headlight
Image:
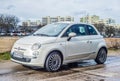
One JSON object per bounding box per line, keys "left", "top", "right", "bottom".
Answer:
{"left": 32, "top": 43, "right": 41, "bottom": 50}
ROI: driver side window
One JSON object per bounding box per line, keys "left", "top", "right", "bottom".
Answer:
{"left": 62, "top": 25, "right": 76, "bottom": 37}
{"left": 62, "top": 24, "right": 87, "bottom": 37}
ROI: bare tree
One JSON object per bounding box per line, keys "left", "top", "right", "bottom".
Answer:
{"left": 0, "top": 14, "right": 19, "bottom": 33}
{"left": 0, "top": 14, "right": 4, "bottom": 32}
{"left": 115, "top": 28, "right": 120, "bottom": 36}
{"left": 93, "top": 23, "right": 105, "bottom": 33}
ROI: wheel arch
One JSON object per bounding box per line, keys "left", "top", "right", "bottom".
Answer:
{"left": 95, "top": 46, "right": 108, "bottom": 64}
{"left": 49, "top": 50, "right": 64, "bottom": 61}
{"left": 98, "top": 46, "right": 108, "bottom": 54}
{"left": 44, "top": 49, "right": 64, "bottom": 67}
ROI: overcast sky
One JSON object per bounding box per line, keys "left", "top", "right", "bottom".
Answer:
{"left": 0, "top": 0, "right": 120, "bottom": 24}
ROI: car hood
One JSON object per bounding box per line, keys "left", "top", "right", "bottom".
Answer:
{"left": 15, "top": 36, "right": 57, "bottom": 45}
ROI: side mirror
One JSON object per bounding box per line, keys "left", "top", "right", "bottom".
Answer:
{"left": 68, "top": 32, "right": 76, "bottom": 37}
{"left": 67, "top": 32, "right": 76, "bottom": 41}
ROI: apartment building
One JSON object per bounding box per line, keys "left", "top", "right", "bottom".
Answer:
{"left": 80, "top": 15, "right": 99, "bottom": 24}
{"left": 80, "top": 15, "right": 115, "bottom": 25}
{"left": 97, "top": 18, "right": 115, "bottom": 24}
{"left": 42, "top": 16, "right": 74, "bottom": 25}
{"left": 22, "top": 20, "right": 41, "bottom": 26}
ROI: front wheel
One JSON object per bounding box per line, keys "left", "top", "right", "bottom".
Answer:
{"left": 95, "top": 48, "right": 107, "bottom": 64}
{"left": 45, "top": 51, "right": 62, "bottom": 72}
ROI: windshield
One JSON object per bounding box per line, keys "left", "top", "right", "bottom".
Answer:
{"left": 33, "top": 23, "right": 69, "bottom": 37}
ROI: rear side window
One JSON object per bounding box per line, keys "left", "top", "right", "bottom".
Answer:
{"left": 87, "top": 25, "right": 98, "bottom": 35}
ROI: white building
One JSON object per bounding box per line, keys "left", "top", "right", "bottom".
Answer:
{"left": 80, "top": 15, "right": 115, "bottom": 25}
{"left": 22, "top": 20, "right": 41, "bottom": 26}
{"left": 80, "top": 15, "right": 100, "bottom": 24}
{"left": 98, "top": 18, "right": 115, "bottom": 25}
{"left": 42, "top": 16, "right": 74, "bottom": 25}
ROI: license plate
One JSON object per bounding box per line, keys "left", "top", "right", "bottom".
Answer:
{"left": 14, "top": 51, "right": 23, "bottom": 58}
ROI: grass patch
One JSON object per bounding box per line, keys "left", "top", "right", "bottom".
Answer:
{"left": 0, "top": 52, "right": 10, "bottom": 61}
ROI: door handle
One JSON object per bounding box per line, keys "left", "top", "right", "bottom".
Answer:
{"left": 87, "top": 41, "right": 89, "bottom": 43}
{"left": 89, "top": 41, "right": 92, "bottom": 43}
{"left": 87, "top": 41, "right": 92, "bottom": 43}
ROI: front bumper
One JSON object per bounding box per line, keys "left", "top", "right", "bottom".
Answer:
{"left": 11, "top": 43, "right": 48, "bottom": 68}
{"left": 11, "top": 51, "right": 45, "bottom": 67}
{"left": 11, "top": 55, "right": 31, "bottom": 62}
{"left": 11, "top": 58, "right": 44, "bottom": 67}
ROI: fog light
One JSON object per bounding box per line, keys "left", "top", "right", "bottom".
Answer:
{"left": 33, "top": 51, "right": 39, "bottom": 58}
{"left": 25, "top": 58, "right": 31, "bottom": 62}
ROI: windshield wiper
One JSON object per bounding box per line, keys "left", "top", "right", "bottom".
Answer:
{"left": 33, "top": 34, "right": 50, "bottom": 37}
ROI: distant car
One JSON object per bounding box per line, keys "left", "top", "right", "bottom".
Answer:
{"left": 11, "top": 32, "right": 21, "bottom": 36}
{"left": 0, "top": 32, "right": 6, "bottom": 36}
{"left": 17, "top": 32, "right": 22, "bottom": 36}
{"left": 25, "top": 32, "right": 31, "bottom": 36}
{"left": 20, "top": 32, "right": 26, "bottom": 36}
{"left": 113, "top": 36, "right": 120, "bottom": 38}
{"left": 11, "top": 22, "right": 107, "bottom": 72}
{"left": 9, "top": 33, "right": 13, "bottom": 36}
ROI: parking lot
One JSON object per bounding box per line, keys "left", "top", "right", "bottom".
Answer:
{"left": 0, "top": 37, "right": 120, "bottom": 81}
{"left": 0, "top": 50, "right": 120, "bottom": 81}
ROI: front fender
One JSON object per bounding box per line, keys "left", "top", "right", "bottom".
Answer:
{"left": 40, "top": 42, "right": 66, "bottom": 65}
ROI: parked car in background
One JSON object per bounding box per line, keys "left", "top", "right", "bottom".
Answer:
{"left": 0, "top": 32, "right": 6, "bottom": 36}
{"left": 11, "top": 22, "right": 107, "bottom": 72}
{"left": 9, "top": 31, "right": 26, "bottom": 36}
{"left": 112, "top": 36, "right": 120, "bottom": 38}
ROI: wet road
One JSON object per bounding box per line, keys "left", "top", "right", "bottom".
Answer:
{"left": 0, "top": 55, "right": 120, "bottom": 81}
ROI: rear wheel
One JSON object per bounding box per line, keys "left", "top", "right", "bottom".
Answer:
{"left": 95, "top": 48, "right": 107, "bottom": 64}
{"left": 45, "top": 51, "right": 62, "bottom": 72}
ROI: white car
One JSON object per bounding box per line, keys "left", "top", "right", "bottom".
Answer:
{"left": 11, "top": 22, "right": 107, "bottom": 72}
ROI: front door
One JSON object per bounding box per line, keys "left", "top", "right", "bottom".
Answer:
{"left": 63, "top": 24, "right": 91, "bottom": 60}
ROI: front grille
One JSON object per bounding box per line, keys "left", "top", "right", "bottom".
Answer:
{"left": 14, "top": 47, "right": 26, "bottom": 51}
{"left": 11, "top": 55, "right": 31, "bottom": 62}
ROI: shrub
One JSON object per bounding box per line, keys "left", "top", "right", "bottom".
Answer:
{"left": 0, "top": 52, "right": 10, "bottom": 60}
{"left": 108, "top": 38, "right": 120, "bottom": 49}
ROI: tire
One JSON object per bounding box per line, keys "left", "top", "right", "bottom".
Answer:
{"left": 95, "top": 48, "right": 107, "bottom": 64}
{"left": 45, "top": 51, "right": 62, "bottom": 72}
{"left": 68, "top": 62, "right": 78, "bottom": 67}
